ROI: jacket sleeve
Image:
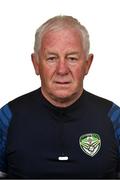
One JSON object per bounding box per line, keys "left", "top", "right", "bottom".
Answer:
{"left": 108, "top": 103, "right": 120, "bottom": 178}
{"left": 0, "top": 104, "right": 12, "bottom": 178}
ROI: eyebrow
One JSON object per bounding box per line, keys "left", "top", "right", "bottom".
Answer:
{"left": 66, "top": 52, "right": 81, "bottom": 56}
{"left": 45, "top": 52, "right": 58, "bottom": 56}
{"left": 45, "top": 51, "right": 81, "bottom": 56}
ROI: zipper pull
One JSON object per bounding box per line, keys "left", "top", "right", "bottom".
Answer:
{"left": 58, "top": 156, "right": 68, "bottom": 161}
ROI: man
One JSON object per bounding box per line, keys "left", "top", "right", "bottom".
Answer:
{"left": 0, "top": 15, "right": 120, "bottom": 178}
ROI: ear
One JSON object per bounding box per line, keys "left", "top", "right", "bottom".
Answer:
{"left": 31, "top": 53, "right": 40, "bottom": 75}
{"left": 85, "top": 53, "right": 94, "bottom": 75}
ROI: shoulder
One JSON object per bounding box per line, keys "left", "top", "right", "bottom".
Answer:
{"left": 0, "top": 88, "right": 41, "bottom": 126}
{"left": 83, "top": 90, "right": 113, "bottom": 112}
{"left": 8, "top": 88, "right": 41, "bottom": 112}
{"left": 84, "top": 90, "right": 120, "bottom": 152}
{"left": 84, "top": 90, "right": 120, "bottom": 121}
{"left": 0, "top": 88, "right": 41, "bottom": 174}
{"left": 9, "top": 88, "right": 40, "bottom": 106}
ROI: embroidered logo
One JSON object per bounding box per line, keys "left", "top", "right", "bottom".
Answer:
{"left": 79, "top": 133, "right": 101, "bottom": 157}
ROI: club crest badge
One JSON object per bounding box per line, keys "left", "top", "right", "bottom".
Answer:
{"left": 79, "top": 133, "right": 101, "bottom": 157}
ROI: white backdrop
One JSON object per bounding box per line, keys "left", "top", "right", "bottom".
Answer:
{"left": 0, "top": 0, "right": 120, "bottom": 107}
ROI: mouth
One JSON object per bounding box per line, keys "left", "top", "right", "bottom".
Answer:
{"left": 55, "top": 81, "right": 71, "bottom": 84}
{"left": 54, "top": 81, "right": 72, "bottom": 87}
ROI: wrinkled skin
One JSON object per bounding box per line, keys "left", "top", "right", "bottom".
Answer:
{"left": 32, "top": 28, "right": 93, "bottom": 107}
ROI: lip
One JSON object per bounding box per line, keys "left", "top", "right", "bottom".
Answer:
{"left": 55, "top": 81, "right": 71, "bottom": 84}
{"left": 54, "top": 81, "right": 71, "bottom": 86}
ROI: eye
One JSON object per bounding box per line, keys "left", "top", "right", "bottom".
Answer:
{"left": 46, "top": 56, "right": 57, "bottom": 62}
{"left": 68, "top": 56, "right": 78, "bottom": 63}
{"left": 69, "top": 57, "right": 77, "bottom": 61}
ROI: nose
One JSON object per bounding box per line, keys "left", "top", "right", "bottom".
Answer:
{"left": 56, "top": 59, "right": 69, "bottom": 75}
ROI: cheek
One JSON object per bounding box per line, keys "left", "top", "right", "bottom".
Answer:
{"left": 72, "top": 65, "right": 86, "bottom": 80}
{"left": 39, "top": 65, "right": 55, "bottom": 82}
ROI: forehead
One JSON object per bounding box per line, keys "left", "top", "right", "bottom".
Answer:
{"left": 40, "top": 28, "right": 84, "bottom": 52}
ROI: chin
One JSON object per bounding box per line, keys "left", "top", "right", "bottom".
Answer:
{"left": 53, "top": 88, "right": 71, "bottom": 95}
{"left": 52, "top": 90, "right": 76, "bottom": 100}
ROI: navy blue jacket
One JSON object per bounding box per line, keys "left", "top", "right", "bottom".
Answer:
{"left": 0, "top": 88, "right": 120, "bottom": 178}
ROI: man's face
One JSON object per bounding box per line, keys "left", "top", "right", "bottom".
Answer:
{"left": 32, "top": 28, "right": 93, "bottom": 105}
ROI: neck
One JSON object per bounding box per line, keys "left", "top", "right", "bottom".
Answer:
{"left": 41, "top": 88, "right": 83, "bottom": 108}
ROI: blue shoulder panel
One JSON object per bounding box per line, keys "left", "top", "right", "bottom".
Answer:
{"left": 0, "top": 104, "right": 12, "bottom": 172}
{"left": 108, "top": 103, "right": 120, "bottom": 154}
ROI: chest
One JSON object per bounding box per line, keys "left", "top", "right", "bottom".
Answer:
{"left": 6, "top": 109, "right": 118, "bottom": 178}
